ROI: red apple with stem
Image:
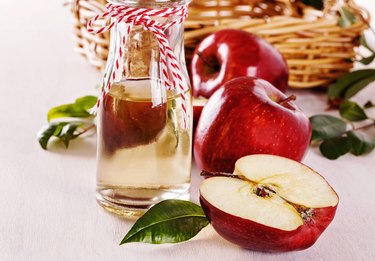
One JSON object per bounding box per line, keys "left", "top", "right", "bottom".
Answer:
{"left": 194, "top": 76, "right": 311, "bottom": 173}
{"left": 199, "top": 154, "right": 339, "bottom": 252}
{"left": 191, "top": 29, "right": 289, "bottom": 99}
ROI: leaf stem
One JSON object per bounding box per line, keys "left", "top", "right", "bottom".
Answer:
{"left": 200, "top": 170, "right": 241, "bottom": 179}
{"left": 77, "top": 123, "right": 96, "bottom": 136}
{"left": 348, "top": 121, "right": 356, "bottom": 131}
{"left": 352, "top": 120, "right": 375, "bottom": 131}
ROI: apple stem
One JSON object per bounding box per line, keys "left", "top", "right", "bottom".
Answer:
{"left": 200, "top": 170, "right": 241, "bottom": 179}
{"left": 278, "top": 95, "right": 296, "bottom": 106}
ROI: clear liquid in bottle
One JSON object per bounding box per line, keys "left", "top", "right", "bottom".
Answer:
{"left": 96, "top": 78, "right": 192, "bottom": 218}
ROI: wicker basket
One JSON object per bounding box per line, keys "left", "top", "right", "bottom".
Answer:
{"left": 68, "top": 0, "right": 369, "bottom": 88}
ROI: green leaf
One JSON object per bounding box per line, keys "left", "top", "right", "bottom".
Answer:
{"left": 120, "top": 200, "right": 209, "bottom": 245}
{"left": 339, "top": 100, "right": 367, "bottom": 122}
{"left": 347, "top": 130, "right": 375, "bottom": 155}
{"left": 319, "top": 137, "right": 351, "bottom": 160}
{"left": 301, "top": 0, "right": 324, "bottom": 10}
{"left": 327, "top": 69, "right": 375, "bottom": 100}
{"left": 344, "top": 74, "right": 375, "bottom": 99}
{"left": 47, "top": 95, "right": 97, "bottom": 122}
{"left": 338, "top": 7, "right": 357, "bottom": 28}
{"left": 52, "top": 122, "right": 66, "bottom": 136}
{"left": 75, "top": 96, "right": 98, "bottom": 110}
{"left": 37, "top": 122, "right": 92, "bottom": 150}
{"left": 359, "top": 54, "right": 375, "bottom": 65}
{"left": 37, "top": 122, "right": 68, "bottom": 150}
{"left": 310, "top": 115, "right": 347, "bottom": 141}
{"left": 59, "top": 123, "right": 80, "bottom": 148}
{"left": 47, "top": 104, "right": 91, "bottom": 122}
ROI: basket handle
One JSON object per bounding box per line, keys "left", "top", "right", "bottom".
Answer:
{"left": 346, "top": 0, "right": 371, "bottom": 25}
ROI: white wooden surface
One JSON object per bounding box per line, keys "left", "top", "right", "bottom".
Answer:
{"left": 1, "top": 1, "right": 375, "bottom": 260}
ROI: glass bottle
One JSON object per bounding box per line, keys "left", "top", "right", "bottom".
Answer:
{"left": 95, "top": 0, "right": 192, "bottom": 218}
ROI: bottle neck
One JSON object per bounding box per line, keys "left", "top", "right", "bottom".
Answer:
{"left": 107, "top": 16, "right": 188, "bottom": 89}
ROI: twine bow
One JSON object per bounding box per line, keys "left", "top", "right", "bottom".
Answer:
{"left": 87, "top": 2, "right": 189, "bottom": 128}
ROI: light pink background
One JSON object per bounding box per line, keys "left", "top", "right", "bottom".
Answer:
{"left": 0, "top": 0, "right": 374, "bottom": 260}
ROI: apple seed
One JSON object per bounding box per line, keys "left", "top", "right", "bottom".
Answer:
{"left": 254, "top": 185, "right": 276, "bottom": 198}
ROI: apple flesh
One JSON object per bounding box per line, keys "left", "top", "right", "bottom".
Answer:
{"left": 191, "top": 29, "right": 288, "bottom": 99}
{"left": 194, "top": 76, "right": 311, "bottom": 173}
{"left": 199, "top": 154, "right": 339, "bottom": 252}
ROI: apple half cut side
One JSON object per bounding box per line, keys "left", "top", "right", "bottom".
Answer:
{"left": 199, "top": 154, "right": 339, "bottom": 252}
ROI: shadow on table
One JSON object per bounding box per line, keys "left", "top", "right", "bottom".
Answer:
{"left": 117, "top": 232, "right": 311, "bottom": 259}
{"left": 113, "top": 222, "right": 239, "bottom": 254}
{"left": 46, "top": 136, "right": 96, "bottom": 158}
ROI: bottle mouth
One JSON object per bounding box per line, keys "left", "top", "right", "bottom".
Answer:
{"left": 110, "top": 0, "right": 191, "bottom": 8}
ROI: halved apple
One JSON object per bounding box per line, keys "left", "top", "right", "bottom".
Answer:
{"left": 199, "top": 154, "right": 339, "bottom": 252}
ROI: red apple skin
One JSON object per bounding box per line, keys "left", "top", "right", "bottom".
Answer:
{"left": 191, "top": 29, "right": 289, "bottom": 99}
{"left": 194, "top": 77, "right": 311, "bottom": 173}
{"left": 200, "top": 195, "right": 338, "bottom": 252}
{"left": 193, "top": 97, "right": 208, "bottom": 135}
{"left": 193, "top": 104, "right": 204, "bottom": 135}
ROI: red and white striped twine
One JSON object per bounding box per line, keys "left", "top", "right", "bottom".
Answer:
{"left": 87, "top": 2, "right": 189, "bottom": 128}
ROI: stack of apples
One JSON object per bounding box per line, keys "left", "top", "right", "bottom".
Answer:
{"left": 191, "top": 29, "right": 339, "bottom": 252}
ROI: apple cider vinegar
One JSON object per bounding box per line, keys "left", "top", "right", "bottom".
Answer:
{"left": 89, "top": 0, "right": 192, "bottom": 218}
{"left": 96, "top": 78, "right": 192, "bottom": 217}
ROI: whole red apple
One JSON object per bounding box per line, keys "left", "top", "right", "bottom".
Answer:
{"left": 200, "top": 154, "right": 339, "bottom": 252}
{"left": 194, "top": 77, "right": 311, "bottom": 173}
{"left": 191, "top": 29, "right": 288, "bottom": 98}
